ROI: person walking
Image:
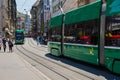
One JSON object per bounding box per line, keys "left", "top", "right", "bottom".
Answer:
{"left": 8, "top": 38, "right": 13, "bottom": 52}
{"left": 0, "top": 36, "right": 2, "bottom": 51}
{"left": 2, "top": 37, "right": 7, "bottom": 52}
{"left": 37, "top": 36, "right": 40, "bottom": 45}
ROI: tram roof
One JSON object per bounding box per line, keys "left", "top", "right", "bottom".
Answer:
{"left": 49, "top": 0, "right": 120, "bottom": 28}
{"left": 64, "top": 0, "right": 101, "bottom": 24}
{"left": 49, "top": 14, "right": 63, "bottom": 28}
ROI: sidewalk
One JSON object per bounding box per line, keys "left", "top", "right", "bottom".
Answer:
{"left": 0, "top": 50, "right": 51, "bottom": 80}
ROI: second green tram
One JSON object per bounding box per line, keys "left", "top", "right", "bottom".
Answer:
{"left": 48, "top": 0, "right": 120, "bottom": 74}
{"left": 15, "top": 29, "right": 25, "bottom": 44}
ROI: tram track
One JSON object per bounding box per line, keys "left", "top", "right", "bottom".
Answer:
{"left": 27, "top": 38, "right": 120, "bottom": 80}
{"left": 14, "top": 39, "right": 104, "bottom": 80}
{"left": 27, "top": 39, "right": 97, "bottom": 78}
{"left": 18, "top": 38, "right": 106, "bottom": 80}
{"left": 16, "top": 45, "right": 70, "bottom": 80}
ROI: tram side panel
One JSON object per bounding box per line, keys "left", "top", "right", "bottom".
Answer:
{"left": 64, "top": 43, "right": 99, "bottom": 65}
{"left": 48, "top": 0, "right": 120, "bottom": 74}
{"left": 48, "top": 42, "right": 62, "bottom": 56}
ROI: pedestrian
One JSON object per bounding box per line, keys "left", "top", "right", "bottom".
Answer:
{"left": 8, "top": 38, "right": 13, "bottom": 52}
{"left": 41, "top": 35, "right": 44, "bottom": 44}
{"left": 37, "top": 36, "right": 40, "bottom": 45}
{"left": 2, "top": 37, "right": 7, "bottom": 52}
{"left": 0, "top": 36, "right": 2, "bottom": 51}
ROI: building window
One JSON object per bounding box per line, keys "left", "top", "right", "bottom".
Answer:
{"left": 47, "top": 0, "right": 49, "bottom": 5}
{"left": 1, "top": 0, "right": 5, "bottom": 8}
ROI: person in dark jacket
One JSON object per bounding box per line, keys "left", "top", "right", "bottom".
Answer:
{"left": 8, "top": 38, "right": 13, "bottom": 52}
{"left": 0, "top": 36, "right": 2, "bottom": 51}
{"left": 2, "top": 37, "right": 7, "bottom": 52}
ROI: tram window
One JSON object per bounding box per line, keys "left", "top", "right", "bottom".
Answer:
{"left": 105, "top": 15, "right": 120, "bottom": 47}
{"left": 49, "top": 27, "right": 61, "bottom": 42}
{"left": 64, "top": 19, "right": 99, "bottom": 45}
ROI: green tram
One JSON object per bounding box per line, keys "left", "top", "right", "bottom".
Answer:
{"left": 15, "top": 29, "right": 25, "bottom": 44}
{"left": 48, "top": 0, "right": 120, "bottom": 74}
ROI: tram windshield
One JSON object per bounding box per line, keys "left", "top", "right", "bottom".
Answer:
{"left": 15, "top": 32, "right": 24, "bottom": 40}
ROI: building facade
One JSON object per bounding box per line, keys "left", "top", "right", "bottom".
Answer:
{"left": 77, "top": 0, "right": 97, "bottom": 7}
{"left": 51, "top": 0, "right": 97, "bottom": 17}
{"left": 17, "top": 12, "right": 26, "bottom": 29}
{"left": 30, "top": 0, "right": 39, "bottom": 35}
{"left": 0, "top": 0, "right": 17, "bottom": 37}
{"left": 0, "top": 0, "right": 7, "bottom": 36}
{"left": 24, "top": 14, "right": 30, "bottom": 35}
{"left": 44, "top": 0, "right": 50, "bottom": 36}
{"left": 38, "top": 0, "right": 44, "bottom": 34}
{"left": 50, "top": 0, "right": 63, "bottom": 17}
{"left": 31, "top": 0, "right": 50, "bottom": 37}
{"left": 8, "top": 0, "right": 17, "bottom": 36}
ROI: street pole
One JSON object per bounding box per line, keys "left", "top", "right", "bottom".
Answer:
{"left": 99, "top": 0, "right": 106, "bottom": 66}
{"left": 58, "top": 0, "right": 65, "bottom": 56}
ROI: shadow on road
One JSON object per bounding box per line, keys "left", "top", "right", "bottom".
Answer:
{"left": 45, "top": 53, "right": 120, "bottom": 80}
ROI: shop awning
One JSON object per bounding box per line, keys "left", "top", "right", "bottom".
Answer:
{"left": 106, "top": 0, "right": 120, "bottom": 16}
{"left": 64, "top": 0, "right": 101, "bottom": 24}
{"left": 49, "top": 14, "right": 64, "bottom": 28}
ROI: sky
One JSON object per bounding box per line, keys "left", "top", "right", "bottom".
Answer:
{"left": 16, "top": 0, "right": 37, "bottom": 14}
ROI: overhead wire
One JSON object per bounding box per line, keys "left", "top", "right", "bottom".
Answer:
{"left": 17, "top": 0, "right": 37, "bottom": 14}
{"left": 20, "top": 0, "right": 27, "bottom": 11}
